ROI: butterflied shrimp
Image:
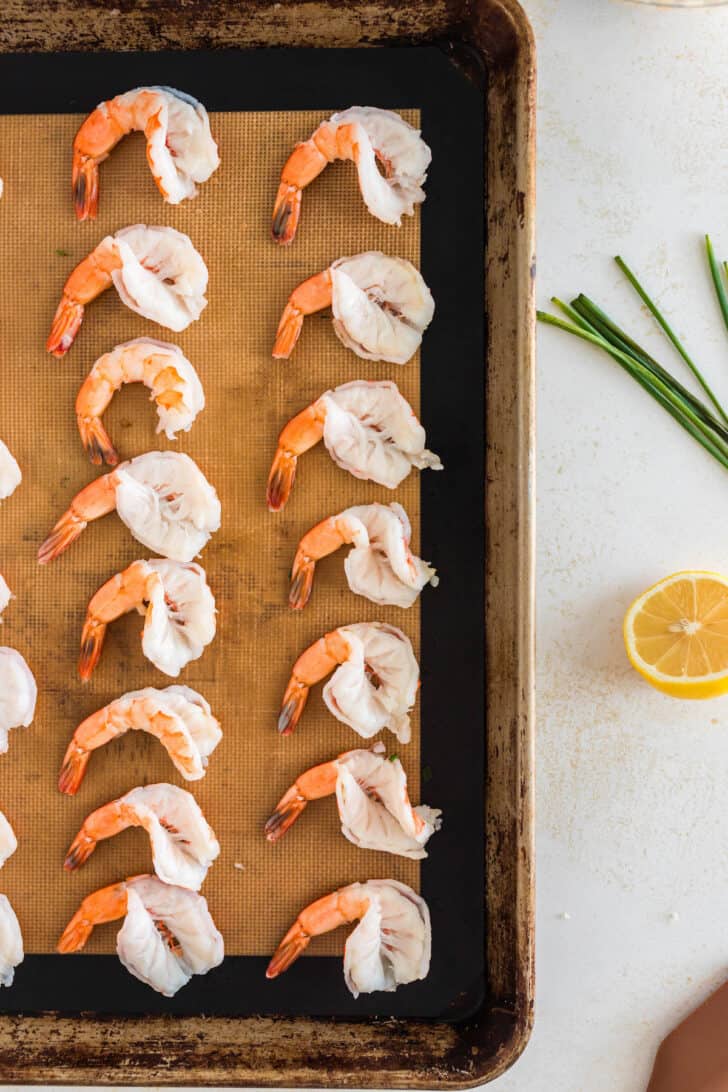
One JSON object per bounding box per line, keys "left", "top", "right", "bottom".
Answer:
{"left": 76, "top": 338, "right": 205, "bottom": 466}
{"left": 77, "top": 559, "right": 216, "bottom": 682}
{"left": 58, "top": 875, "right": 223, "bottom": 997}
{"left": 0, "top": 649, "right": 37, "bottom": 753}
{"left": 0, "top": 440, "right": 21, "bottom": 502}
{"left": 289, "top": 502, "right": 437, "bottom": 610}
{"left": 266, "top": 743, "right": 441, "bottom": 859}
{"left": 267, "top": 879, "right": 430, "bottom": 996}
{"left": 272, "top": 107, "right": 430, "bottom": 245}
{"left": 278, "top": 622, "right": 419, "bottom": 742}
{"left": 267, "top": 380, "right": 442, "bottom": 510}
{"left": 47, "top": 225, "right": 208, "bottom": 357}
{"left": 38, "top": 451, "right": 220, "bottom": 564}
{"left": 65, "top": 783, "right": 219, "bottom": 890}
{"left": 0, "top": 576, "right": 11, "bottom": 622}
{"left": 0, "top": 896, "right": 23, "bottom": 988}
{"left": 0, "top": 812, "right": 17, "bottom": 869}
{"left": 59, "top": 685, "right": 221, "bottom": 795}
{"left": 272, "top": 252, "right": 434, "bottom": 364}
{"left": 73, "top": 86, "right": 220, "bottom": 220}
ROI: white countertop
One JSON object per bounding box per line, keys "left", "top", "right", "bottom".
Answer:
{"left": 504, "top": 0, "right": 728, "bottom": 1087}
{"left": 13, "top": 2, "right": 728, "bottom": 1090}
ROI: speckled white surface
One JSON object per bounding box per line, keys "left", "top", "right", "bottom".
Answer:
{"left": 10, "top": 3, "right": 728, "bottom": 1091}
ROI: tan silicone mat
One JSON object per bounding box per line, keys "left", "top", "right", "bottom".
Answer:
{"left": 0, "top": 109, "right": 422, "bottom": 956}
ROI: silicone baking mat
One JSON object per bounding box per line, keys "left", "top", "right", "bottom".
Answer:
{"left": 0, "top": 47, "right": 484, "bottom": 1019}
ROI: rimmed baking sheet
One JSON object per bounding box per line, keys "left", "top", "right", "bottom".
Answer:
{"left": 0, "top": 46, "right": 484, "bottom": 1019}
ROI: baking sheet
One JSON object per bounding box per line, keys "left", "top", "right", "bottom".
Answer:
{"left": 0, "top": 47, "right": 485, "bottom": 1019}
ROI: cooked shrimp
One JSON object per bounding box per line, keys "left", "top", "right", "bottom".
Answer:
{"left": 267, "top": 879, "right": 430, "bottom": 996}
{"left": 0, "top": 812, "right": 17, "bottom": 869}
{"left": 289, "top": 502, "right": 437, "bottom": 610}
{"left": 65, "top": 783, "right": 219, "bottom": 890}
{"left": 59, "top": 685, "right": 221, "bottom": 795}
{"left": 47, "top": 225, "right": 208, "bottom": 357}
{"left": 0, "top": 440, "right": 21, "bottom": 502}
{"left": 73, "top": 86, "right": 220, "bottom": 220}
{"left": 0, "top": 648, "right": 37, "bottom": 753}
{"left": 272, "top": 252, "right": 434, "bottom": 364}
{"left": 272, "top": 107, "right": 430, "bottom": 245}
{"left": 266, "top": 743, "right": 440, "bottom": 859}
{"left": 76, "top": 338, "right": 205, "bottom": 466}
{"left": 58, "top": 875, "right": 223, "bottom": 997}
{"left": 0, "top": 896, "right": 23, "bottom": 988}
{"left": 0, "top": 576, "right": 11, "bottom": 622}
{"left": 267, "top": 380, "right": 442, "bottom": 510}
{"left": 77, "top": 559, "right": 216, "bottom": 682}
{"left": 38, "top": 451, "right": 220, "bottom": 564}
{"left": 278, "top": 622, "right": 419, "bottom": 741}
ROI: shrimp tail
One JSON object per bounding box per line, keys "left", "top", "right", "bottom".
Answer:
{"left": 58, "top": 742, "right": 90, "bottom": 795}
{"left": 77, "top": 414, "right": 119, "bottom": 467}
{"left": 264, "top": 787, "right": 308, "bottom": 841}
{"left": 277, "top": 678, "right": 309, "bottom": 735}
{"left": 267, "top": 448, "right": 298, "bottom": 511}
{"left": 57, "top": 913, "right": 94, "bottom": 953}
{"left": 47, "top": 295, "right": 85, "bottom": 358}
{"left": 63, "top": 830, "right": 95, "bottom": 870}
{"left": 271, "top": 183, "right": 301, "bottom": 246}
{"left": 37, "top": 510, "right": 87, "bottom": 565}
{"left": 266, "top": 922, "right": 310, "bottom": 978}
{"left": 272, "top": 302, "right": 304, "bottom": 359}
{"left": 73, "top": 154, "right": 99, "bottom": 221}
{"left": 78, "top": 617, "right": 107, "bottom": 682}
{"left": 288, "top": 550, "right": 315, "bottom": 611}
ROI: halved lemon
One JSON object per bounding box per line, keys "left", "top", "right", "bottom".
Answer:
{"left": 624, "top": 571, "right": 728, "bottom": 698}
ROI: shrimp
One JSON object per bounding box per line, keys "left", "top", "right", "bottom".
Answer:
{"left": 0, "top": 648, "right": 37, "bottom": 753}
{"left": 58, "top": 875, "right": 223, "bottom": 997}
{"left": 272, "top": 107, "right": 430, "bottom": 245}
{"left": 266, "top": 879, "right": 430, "bottom": 997}
{"left": 38, "top": 451, "right": 220, "bottom": 564}
{"left": 0, "top": 896, "right": 23, "bottom": 989}
{"left": 59, "top": 685, "right": 221, "bottom": 795}
{"left": 272, "top": 252, "right": 434, "bottom": 364}
{"left": 0, "top": 440, "right": 21, "bottom": 502}
{"left": 76, "top": 559, "right": 216, "bottom": 682}
{"left": 0, "top": 575, "right": 11, "bottom": 622}
{"left": 47, "top": 225, "right": 208, "bottom": 357}
{"left": 0, "top": 812, "right": 17, "bottom": 870}
{"left": 73, "top": 86, "right": 220, "bottom": 220}
{"left": 289, "top": 502, "right": 437, "bottom": 611}
{"left": 267, "top": 380, "right": 442, "bottom": 510}
{"left": 65, "top": 783, "right": 219, "bottom": 890}
{"left": 265, "top": 743, "right": 441, "bottom": 859}
{"left": 278, "top": 622, "right": 419, "bottom": 742}
{"left": 76, "top": 338, "right": 205, "bottom": 466}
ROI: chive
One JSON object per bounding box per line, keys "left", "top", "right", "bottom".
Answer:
{"left": 537, "top": 310, "right": 728, "bottom": 469}
{"left": 706, "top": 235, "right": 728, "bottom": 339}
{"left": 55, "top": 248, "right": 68, "bottom": 257}
{"left": 571, "top": 296, "right": 728, "bottom": 442}
{"left": 615, "top": 255, "right": 728, "bottom": 426}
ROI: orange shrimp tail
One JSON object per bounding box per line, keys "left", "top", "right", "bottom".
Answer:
{"left": 73, "top": 154, "right": 99, "bottom": 221}
{"left": 47, "top": 295, "right": 85, "bottom": 358}
{"left": 271, "top": 183, "right": 301, "bottom": 245}
{"left": 267, "top": 448, "right": 298, "bottom": 511}
{"left": 264, "top": 794, "right": 308, "bottom": 841}
{"left": 57, "top": 913, "right": 94, "bottom": 953}
{"left": 266, "top": 924, "right": 311, "bottom": 978}
{"left": 79, "top": 617, "right": 107, "bottom": 682}
{"left": 77, "top": 414, "right": 119, "bottom": 467}
{"left": 58, "top": 742, "right": 90, "bottom": 795}
{"left": 63, "top": 831, "right": 95, "bottom": 870}
{"left": 272, "top": 302, "right": 305, "bottom": 359}
{"left": 289, "top": 550, "right": 316, "bottom": 611}
{"left": 277, "top": 678, "right": 310, "bottom": 736}
{"left": 37, "top": 510, "right": 86, "bottom": 565}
